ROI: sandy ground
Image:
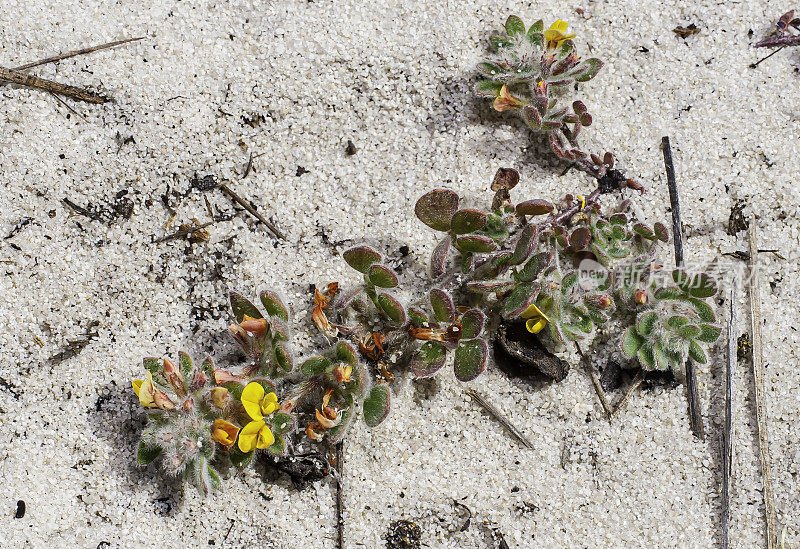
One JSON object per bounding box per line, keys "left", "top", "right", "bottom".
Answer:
{"left": 1, "top": 0, "right": 799, "bottom": 547}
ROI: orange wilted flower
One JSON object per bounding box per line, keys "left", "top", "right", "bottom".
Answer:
{"left": 305, "top": 389, "right": 341, "bottom": 441}
{"left": 407, "top": 323, "right": 463, "bottom": 345}
{"left": 312, "top": 282, "right": 339, "bottom": 337}
{"left": 359, "top": 332, "right": 386, "bottom": 361}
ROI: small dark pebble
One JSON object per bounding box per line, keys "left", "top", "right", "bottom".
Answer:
{"left": 345, "top": 140, "right": 357, "bottom": 155}
{"left": 386, "top": 520, "right": 422, "bottom": 549}
{"left": 398, "top": 245, "right": 410, "bottom": 257}
{"left": 600, "top": 360, "right": 623, "bottom": 391}
{"left": 296, "top": 166, "right": 309, "bottom": 176}
{"left": 14, "top": 500, "right": 25, "bottom": 519}
{"left": 191, "top": 174, "right": 219, "bottom": 192}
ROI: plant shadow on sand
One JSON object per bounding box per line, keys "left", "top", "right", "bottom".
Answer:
{"left": 89, "top": 379, "right": 186, "bottom": 515}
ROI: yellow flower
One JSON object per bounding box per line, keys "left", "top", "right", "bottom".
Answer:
{"left": 211, "top": 419, "right": 240, "bottom": 449}
{"left": 240, "top": 382, "right": 279, "bottom": 420}
{"left": 543, "top": 20, "right": 576, "bottom": 47}
{"left": 237, "top": 419, "right": 275, "bottom": 452}
{"left": 520, "top": 302, "right": 549, "bottom": 334}
{"left": 131, "top": 372, "right": 175, "bottom": 410}
{"left": 237, "top": 382, "right": 279, "bottom": 452}
{"left": 132, "top": 373, "right": 157, "bottom": 408}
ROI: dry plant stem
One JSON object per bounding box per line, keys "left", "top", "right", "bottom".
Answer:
{"left": 335, "top": 442, "right": 344, "bottom": 549}
{"left": 754, "top": 36, "right": 800, "bottom": 48}
{"left": 154, "top": 220, "right": 216, "bottom": 243}
{"left": 464, "top": 389, "right": 534, "bottom": 449}
{"left": 750, "top": 46, "right": 787, "bottom": 68}
{"left": 12, "top": 37, "right": 144, "bottom": 71}
{"left": 219, "top": 183, "right": 285, "bottom": 240}
{"left": 721, "top": 284, "right": 736, "bottom": 549}
{"left": 611, "top": 370, "right": 644, "bottom": 415}
{"left": 0, "top": 66, "right": 109, "bottom": 103}
{"left": 748, "top": 223, "right": 777, "bottom": 549}
{"left": 661, "top": 136, "right": 704, "bottom": 440}
{"left": 574, "top": 343, "right": 612, "bottom": 420}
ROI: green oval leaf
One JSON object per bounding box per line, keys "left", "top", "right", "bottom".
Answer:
{"left": 518, "top": 251, "right": 554, "bottom": 282}
{"left": 430, "top": 288, "right": 454, "bottom": 323}
{"left": 637, "top": 312, "right": 658, "bottom": 336}
{"left": 230, "top": 292, "right": 263, "bottom": 323}
{"left": 460, "top": 309, "right": 486, "bottom": 339}
{"left": 410, "top": 341, "right": 448, "bottom": 378}
{"left": 368, "top": 264, "right": 399, "bottom": 288}
{"left": 451, "top": 208, "right": 487, "bottom": 234}
{"left": 260, "top": 290, "right": 289, "bottom": 321}
{"left": 505, "top": 15, "right": 525, "bottom": 36}
{"left": 455, "top": 235, "right": 498, "bottom": 253}
{"left": 622, "top": 327, "right": 645, "bottom": 357}
{"left": 270, "top": 412, "right": 295, "bottom": 436}
{"left": 378, "top": 293, "right": 406, "bottom": 324}
{"left": 511, "top": 224, "right": 537, "bottom": 265}
{"left": 502, "top": 282, "right": 540, "bottom": 319}
{"left": 363, "top": 385, "right": 391, "bottom": 427}
{"left": 415, "top": 189, "right": 459, "bottom": 231}
{"left": 335, "top": 341, "right": 359, "bottom": 367}
{"left": 454, "top": 339, "right": 488, "bottom": 381}
{"left": 301, "top": 356, "right": 331, "bottom": 376}
{"left": 343, "top": 246, "right": 382, "bottom": 273}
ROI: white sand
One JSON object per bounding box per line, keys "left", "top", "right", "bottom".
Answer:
{"left": 1, "top": 0, "right": 798, "bottom": 547}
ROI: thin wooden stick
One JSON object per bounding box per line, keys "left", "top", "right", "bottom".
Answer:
{"left": 12, "top": 37, "right": 144, "bottom": 71}
{"left": 0, "top": 66, "right": 109, "bottom": 103}
{"left": 661, "top": 136, "right": 704, "bottom": 440}
{"left": 722, "top": 284, "right": 737, "bottom": 549}
{"left": 335, "top": 442, "right": 345, "bottom": 549}
{"left": 219, "top": 182, "right": 285, "bottom": 240}
{"left": 748, "top": 223, "right": 778, "bottom": 548}
{"left": 464, "top": 389, "right": 534, "bottom": 449}
{"left": 574, "top": 343, "right": 613, "bottom": 420}
{"left": 611, "top": 370, "right": 644, "bottom": 416}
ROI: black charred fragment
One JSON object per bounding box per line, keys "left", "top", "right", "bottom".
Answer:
{"left": 495, "top": 320, "right": 570, "bottom": 382}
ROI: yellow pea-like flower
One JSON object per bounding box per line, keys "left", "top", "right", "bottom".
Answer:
{"left": 543, "top": 20, "right": 577, "bottom": 47}
{"left": 520, "top": 302, "right": 549, "bottom": 334}
{"left": 240, "top": 382, "right": 279, "bottom": 421}
{"left": 237, "top": 419, "right": 275, "bottom": 453}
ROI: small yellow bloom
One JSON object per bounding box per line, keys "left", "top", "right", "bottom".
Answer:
{"left": 241, "top": 382, "right": 279, "bottom": 421}
{"left": 132, "top": 372, "right": 157, "bottom": 408}
{"left": 211, "top": 419, "right": 240, "bottom": 449}
{"left": 520, "top": 302, "right": 549, "bottom": 334}
{"left": 493, "top": 85, "right": 525, "bottom": 112}
{"left": 237, "top": 419, "right": 275, "bottom": 452}
{"left": 543, "top": 20, "right": 577, "bottom": 47}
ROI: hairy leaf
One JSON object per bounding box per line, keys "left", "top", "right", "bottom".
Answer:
{"left": 415, "top": 189, "right": 459, "bottom": 231}
{"left": 410, "top": 341, "right": 448, "bottom": 378}
{"left": 343, "top": 246, "right": 382, "bottom": 273}
{"left": 363, "top": 385, "right": 391, "bottom": 427}
{"left": 454, "top": 339, "right": 488, "bottom": 381}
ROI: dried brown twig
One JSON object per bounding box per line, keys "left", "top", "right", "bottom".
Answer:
{"left": 748, "top": 223, "right": 778, "bottom": 548}
{"left": 1, "top": 37, "right": 143, "bottom": 104}
{"left": 464, "top": 389, "right": 534, "bottom": 449}
{"left": 662, "top": 136, "right": 704, "bottom": 440}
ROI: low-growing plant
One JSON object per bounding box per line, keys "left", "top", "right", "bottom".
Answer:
{"left": 130, "top": 16, "right": 721, "bottom": 493}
